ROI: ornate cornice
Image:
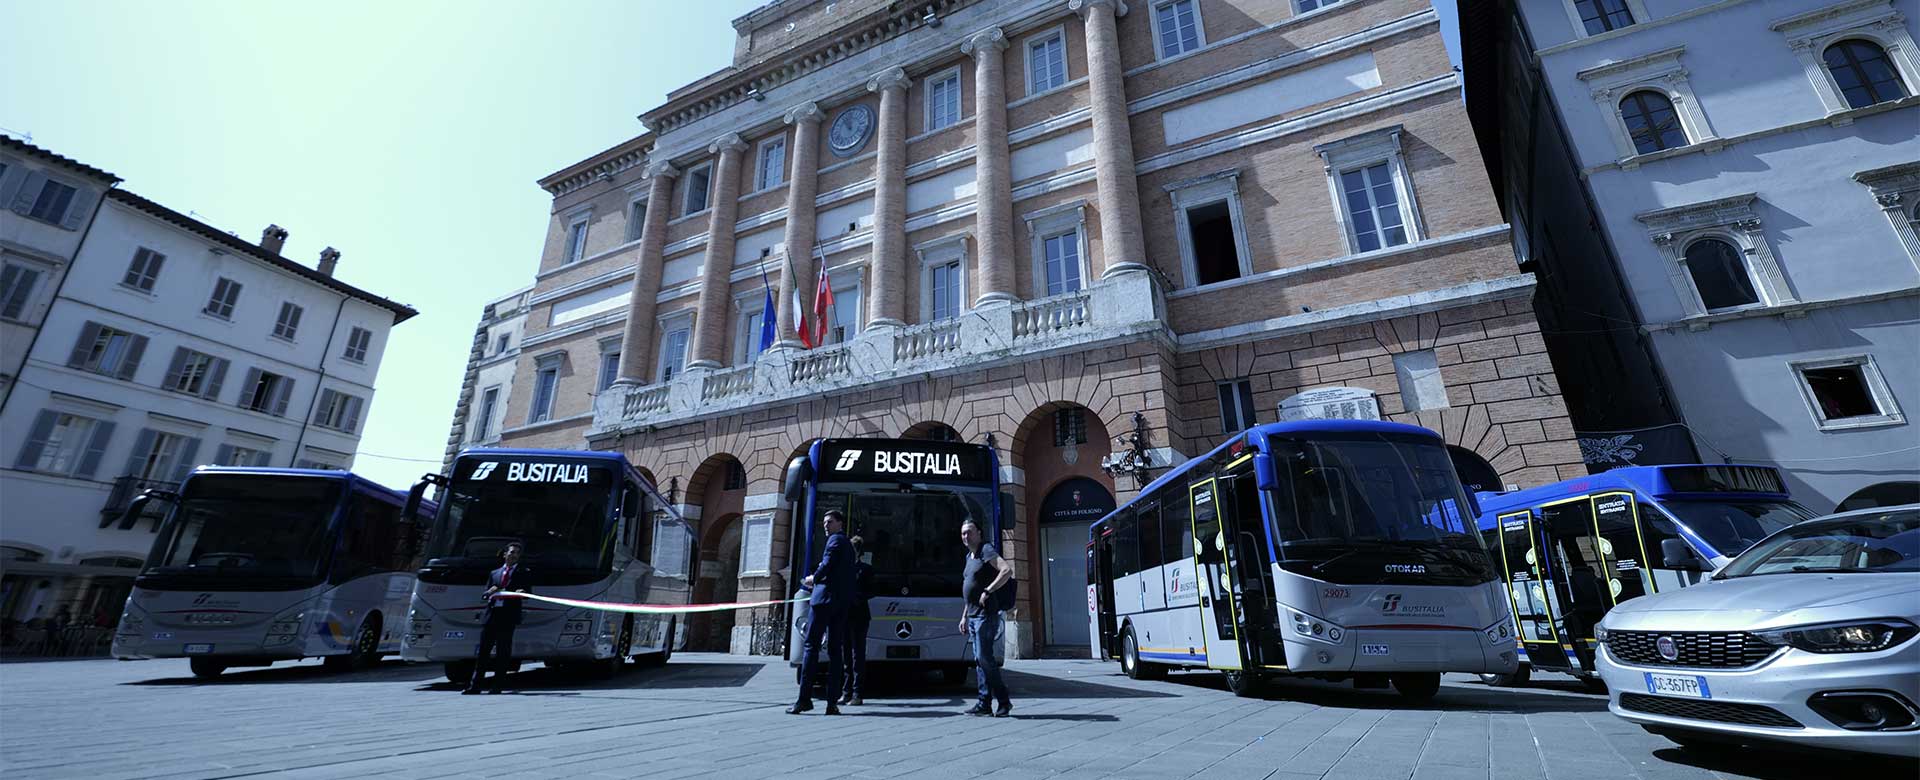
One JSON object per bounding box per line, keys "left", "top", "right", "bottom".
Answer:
{"left": 540, "top": 140, "right": 652, "bottom": 197}
{"left": 1636, "top": 193, "right": 1761, "bottom": 234}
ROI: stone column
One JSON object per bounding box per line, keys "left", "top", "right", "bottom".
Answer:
{"left": 776, "top": 103, "right": 824, "bottom": 348}
{"left": 963, "top": 27, "right": 1019, "bottom": 306}
{"left": 615, "top": 162, "right": 680, "bottom": 384}
{"left": 866, "top": 68, "right": 912, "bottom": 329}
{"left": 688, "top": 134, "right": 750, "bottom": 369}
{"left": 1073, "top": 0, "right": 1149, "bottom": 278}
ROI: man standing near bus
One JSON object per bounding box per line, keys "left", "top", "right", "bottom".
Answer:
{"left": 466, "top": 542, "right": 529, "bottom": 694}
{"left": 838, "top": 535, "right": 874, "bottom": 707}
{"left": 958, "top": 520, "right": 1013, "bottom": 717}
{"left": 789, "top": 510, "right": 854, "bottom": 715}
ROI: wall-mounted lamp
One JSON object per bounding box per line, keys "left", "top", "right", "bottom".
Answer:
{"left": 747, "top": 88, "right": 765, "bottom": 102}
{"left": 924, "top": 10, "right": 941, "bottom": 27}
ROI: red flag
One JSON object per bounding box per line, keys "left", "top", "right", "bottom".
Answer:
{"left": 787, "top": 250, "right": 812, "bottom": 350}
{"left": 813, "top": 256, "right": 836, "bottom": 347}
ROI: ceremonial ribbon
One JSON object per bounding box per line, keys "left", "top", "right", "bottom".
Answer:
{"left": 498, "top": 591, "right": 803, "bottom": 615}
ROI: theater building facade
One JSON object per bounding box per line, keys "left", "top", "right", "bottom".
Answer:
{"left": 496, "top": 0, "right": 1583, "bottom": 657}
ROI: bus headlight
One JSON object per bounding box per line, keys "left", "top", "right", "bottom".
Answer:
{"left": 559, "top": 633, "right": 588, "bottom": 648}
{"left": 1290, "top": 610, "right": 1346, "bottom": 645}
{"left": 1483, "top": 617, "right": 1515, "bottom": 646}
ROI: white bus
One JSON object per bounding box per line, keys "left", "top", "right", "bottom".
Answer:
{"left": 111, "top": 467, "right": 434, "bottom": 678}
{"left": 1090, "top": 420, "right": 1518, "bottom": 700}
{"left": 401, "top": 448, "right": 694, "bottom": 685}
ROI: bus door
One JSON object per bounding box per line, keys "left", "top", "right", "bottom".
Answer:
{"left": 1220, "top": 468, "right": 1285, "bottom": 669}
{"left": 1493, "top": 510, "right": 1571, "bottom": 672}
{"left": 1091, "top": 530, "right": 1117, "bottom": 659}
{"left": 1187, "top": 479, "right": 1243, "bottom": 670}
{"left": 1539, "top": 492, "right": 1657, "bottom": 668}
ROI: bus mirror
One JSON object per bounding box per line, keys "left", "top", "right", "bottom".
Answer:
{"left": 403, "top": 481, "right": 428, "bottom": 524}
{"left": 783, "top": 456, "right": 810, "bottom": 504}
{"left": 1000, "top": 491, "right": 1018, "bottom": 530}
{"left": 1661, "top": 538, "right": 1704, "bottom": 571}
{"left": 1253, "top": 454, "right": 1279, "bottom": 492}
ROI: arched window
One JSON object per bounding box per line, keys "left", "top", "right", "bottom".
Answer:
{"left": 1619, "top": 91, "right": 1687, "bottom": 154}
{"left": 1824, "top": 40, "right": 1909, "bottom": 109}
{"left": 1683, "top": 238, "right": 1761, "bottom": 311}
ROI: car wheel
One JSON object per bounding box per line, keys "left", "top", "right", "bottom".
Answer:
{"left": 1391, "top": 672, "right": 1441, "bottom": 702}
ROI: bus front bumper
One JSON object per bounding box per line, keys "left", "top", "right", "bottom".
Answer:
{"left": 402, "top": 628, "right": 609, "bottom": 664}
{"left": 1285, "top": 628, "right": 1517, "bottom": 675}
{"left": 111, "top": 629, "right": 309, "bottom": 661}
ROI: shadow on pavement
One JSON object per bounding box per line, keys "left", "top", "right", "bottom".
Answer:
{"left": 1151, "top": 670, "right": 1610, "bottom": 713}
{"left": 999, "top": 669, "right": 1179, "bottom": 699}
{"left": 1649, "top": 744, "right": 1919, "bottom": 779}
{"left": 1009, "top": 713, "right": 1120, "bottom": 722}
{"left": 123, "top": 658, "right": 443, "bottom": 686}
{"left": 411, "top": 661, "right": 759, "bottom": 693}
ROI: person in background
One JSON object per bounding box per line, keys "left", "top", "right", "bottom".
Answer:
{"left": 789, "top": 510, "right": 854, "bottom": 715}
{"left": 958, "top": 520, "right": 1014, "bottom": 717}
{"left": 466, "top": 542, "right": 529, "bottom": 695}
{"left": 838, "top": 535, "right": 874, "bottom": 707}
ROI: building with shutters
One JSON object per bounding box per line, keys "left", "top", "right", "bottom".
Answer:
{"left": 1460, "top": 0, "right": 1920, "bottom": 512}
{"left": 1, "top": 135, "right": 122, "bottom": 411}
{"left": 490, "top": 0, "right": 1589, "bottom": 657}
{"left": 0, "top": 161, "right": 419, "bottom": 636}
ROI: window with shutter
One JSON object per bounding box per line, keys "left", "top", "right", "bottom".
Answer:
{"left": 122, "top": 248, "right": 166, "bottom": 292}
{"left": 273, "top": 302, "right": 303, "bottom": 341}
{"left": 0, "top": 262, "right": 41, "bottom": 321}
{"left": 27, "top": 179, "right": 77, "bottom": 224}
{"left": 343, "top": 327, "right": 373, "bottom": 362}
{"left": 69, "top": 322, "right": 147, "bottom": 379}
{"left": 204, "top": 278, "right": 242, "bottom": 319}
{"left": 16, "top": 411, "right": 107, "bottom": 477}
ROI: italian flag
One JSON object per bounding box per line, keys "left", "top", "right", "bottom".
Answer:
{"left": 788, "top": 249, "right": 812, "bottom": 349}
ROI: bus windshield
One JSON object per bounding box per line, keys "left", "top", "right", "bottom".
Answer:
{"left": 144, "top": 475, "right": 345, "bottom": 584}
{"left": 1659, "top": 499, "right": 1815, "bottom": 558}
{"left": 424, "top": 463, "right": 616, "bottom": 579}
{"left": 813, "top": 483, "right": 993, "bottom": 597}
{"left": 1267, "top": 434, "right": 1494, "bottom": 585}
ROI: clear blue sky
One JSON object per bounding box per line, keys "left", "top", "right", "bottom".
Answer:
{"left": 1, "top": 1, "right": 1460, "bottom": 492}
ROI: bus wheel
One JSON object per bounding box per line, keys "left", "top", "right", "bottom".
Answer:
{"left": 444, "top": 660, "right": 475, "bottom": 686}
{"left": 938, "top": 664, "right": 968, "bottom": 685}
{"left": 1479, "top": 665, "right": 1531, "bottom": 687}
{"left": 189, "top": 659, "right": 227, "bottom": 679}
{"left": 1391, "top": 672, "right": 1441, "bottom": 702}
{"left": 1121, "top": 627, "right": 1163, "bottom": 681}
{"left": 1223, "top": 670, "right": 1264, "bottom": 698}
{"left": 642, "top": 617, "right": 675, "bottom": 668}
{"left": 326, "top": 617, "right": 381, "bottom": 673}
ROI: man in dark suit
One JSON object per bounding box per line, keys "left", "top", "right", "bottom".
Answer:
{"left": 838, "top": 535, "right": 875, "bottom": 707}
{"left": 466, "top": 541, "right": 529, "bottom": 694}
{"left": 789, "top": 510, "right": 854, "bottom": 715}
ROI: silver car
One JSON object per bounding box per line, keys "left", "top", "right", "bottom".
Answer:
{"left": 1595, "top": 504, "right": 1920, "bottom": 758}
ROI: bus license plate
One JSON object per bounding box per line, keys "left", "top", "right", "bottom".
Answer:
{"left": 1645, "top": 672, "right": 1710, "bottom": 699}
{"left": 443, "top": 631, "right": 467, "bottom": 640}
{"left": 1361, "top": 644, "right": 1390, "bottom": 656}
{"left": 183, "top": 643, "right": 214, "bottom": 655}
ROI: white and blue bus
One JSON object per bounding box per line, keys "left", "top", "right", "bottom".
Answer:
{"left": 1089, "top": 420, "right": 1518, "bottom": 700}
{"left": 781, "top": 437, "right": 1013, "bottom": 684}
{"left": 401, "top": 448, "right": 695, "bottom": 685}
{"left": 1473, "top": 464, "right": 1815, "bottom": 686}
{"left": 111, "top": 467, "right": 435, "bottom": 678}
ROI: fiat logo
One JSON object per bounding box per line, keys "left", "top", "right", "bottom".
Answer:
{"left": 1656, "top": 635, "right": 1679, "bottom": 661}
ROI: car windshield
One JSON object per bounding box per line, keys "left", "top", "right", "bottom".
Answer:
{"left": 1716, "top": 508, "right": 1920, "bottom": 578}
{"left": 1661, "top": 500, "right": 1815, "bottom": 557}
{"left": 811, "top": 483, "right": 994, "bottom": 597}
{"left": 145, "top": 475, "right": 344, "bottom": 581}
{"left": 424, "top": 462, "right": 616, "bottom": 576}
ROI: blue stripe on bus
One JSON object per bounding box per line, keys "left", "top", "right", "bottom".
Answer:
{"left": 1140, "top": 651, "right": 1207, "bottom": 663}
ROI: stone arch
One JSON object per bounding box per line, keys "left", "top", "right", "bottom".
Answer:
{"left": 900, "top": 421, "right": 962, "bottom": 441}
{"left": 1009, "top": 400, "right": 1115, "bottom": 653}
{"left": 689, "top": 513, "right": 744, "bottom": 652}
{"left": 635, "top": 466, "right": 659, "bottom": 492}
{"left": 1837, "top": 481, "right": 1920, "bottom": 513}
{"left": 1394, "top": 405, "right": 1537, "bottom": 491}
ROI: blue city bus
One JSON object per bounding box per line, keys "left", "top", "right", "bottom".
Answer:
{"left": 112, "top": 467, "right": 436, "bottom": 678}
{"left": 781, "top": 437, "right": 1012, "bottom": 684}
{"left": 1472, "top": 464, "right": 1816, "bottom": 686}
{"left": 401, "top": 448, "right": 695, "bottom": 684}
{"left": 1089, "top": 420, "right": 1518, "bottom": 701}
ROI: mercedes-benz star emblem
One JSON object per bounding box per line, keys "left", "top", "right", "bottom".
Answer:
{"left": 1655, "top": 635, "right": 1679, "bottom": 661}
{"left": 895, "top": 621, "right": 913, "bottom": 639}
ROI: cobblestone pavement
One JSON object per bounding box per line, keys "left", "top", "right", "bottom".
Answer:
{"left": 1, "top": 654, "right": 1912, "bottom": 779}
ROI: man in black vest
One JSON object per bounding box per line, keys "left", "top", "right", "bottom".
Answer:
{"left": 789, "top": 510, "right": 854, "bottom": 714}
{"left": 466, "top": 542, "right": 529, "bottom": 694}
{"left": 838, "top": 535, "right": 875, "bottom": 707}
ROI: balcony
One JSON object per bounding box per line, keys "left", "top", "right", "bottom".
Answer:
{"left": 99, "top": 476, "right": 172, "bottom": 530}
{"left": 594, "top": 270, "right": 1163, "bottom": 436}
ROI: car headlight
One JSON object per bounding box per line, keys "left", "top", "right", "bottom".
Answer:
{"left": 1289, "top": 610, "right": 1345, "bottom": 644}
{"left": 1755, "top": 619, "right": 1918, "bottom": 654}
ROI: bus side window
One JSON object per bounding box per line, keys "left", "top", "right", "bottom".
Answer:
{"left": 1637, "top": 504, "right": 1686, "bottom": 566}
{"left": 1138, "top": 503, "right": 1163, "bottom": 572}
{"left": 1112, "top": 509, "right": 1139, "bottom": 580}
{"left": 1163, "top": 490, "right": 1192, "bottom": 561}
{"left": 338, "top": 493, "right": 403, "bottom": 580}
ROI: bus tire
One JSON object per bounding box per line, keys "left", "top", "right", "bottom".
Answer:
{"left": 939, "top": 664, "right": 968, "bottom": 685}
{"left": 642, "top": 617, "right": 675, "bottom": 668}
{"left": 1120, "top": 627, "right": 1163, "bottom": 681}
{"left": 1479, "top": 664, "right": 1531, "bottom": 687}
{"left": 1223, "top": 669, "right": 1264, "bottom": 697}
{"left": 326, "top": 616, "right": 381, "bottom": 673}
{"left": 1391, "top": 672, "right": 1442, "bottom": 702}
{"left": 444, "top": 660, "right": 475, "bottom": 686}
{"left": 189, "top": 658, "right": 227, "bottom": 679}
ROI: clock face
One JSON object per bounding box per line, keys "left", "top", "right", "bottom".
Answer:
{"left": 828, "top": 104, "right": 875, "bottom": 158}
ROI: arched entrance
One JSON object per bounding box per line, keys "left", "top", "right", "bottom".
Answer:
{"left": 684, "top": 453, "right": 747, "bottom": 652}
{"left": 1034, "top": 477, "right": 1114, "bottom": 649}
{"left": 1448, "top": 445, "right": 1504, "bottom": 495}
{"left": 1837, "top": 481, "right": 1920, "bottom": 512}
{"left": 1013, "top": 402, "right": 1114, "bottom": 653}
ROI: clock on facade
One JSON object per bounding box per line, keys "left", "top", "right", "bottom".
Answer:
{"left": 828, "top": 104, "right": 875, "bottom": 158}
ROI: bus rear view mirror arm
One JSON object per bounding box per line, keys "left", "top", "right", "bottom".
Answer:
{"left": 1661, "top": 538, "right": 1704, "bottom": 571}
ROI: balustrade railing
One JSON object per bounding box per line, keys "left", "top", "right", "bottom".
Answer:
{"left": 701, "top": 365, "right": 756, "bottom": 402}
{"left": 892, "top": 319, "right": 962, "bottom": 361}
{"left": 789, "top": 345, "right": 852, "bottom": 384}
{"left": 1012, "top": 291, "right": 1091, "bottom": 341}
{"left": 624, "top": 384, "right": 671, "bottom": 417}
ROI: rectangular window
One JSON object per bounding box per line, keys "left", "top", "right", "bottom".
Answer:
{"left": 0, "top": 262, "right": 41, "bottom": 321}
{"left": 1574, "top": 0, "right": 1635, "bottom": 36}
{"left": 28, "top": 179, "right": 77, "bottom": 224}
{"left": 1186, "top": 201, "right": 1243, "bottom": 285}
{"left": 564, "top": 219, "right": 589, "bottom": 264}
{"left": 1053, "top": 408, "right": 1087, "bottom": 447}
{"left": 312, "top": 388, "right": 366, "bottom": 433}
{"left": 1341, "top": 163, "right": 1408, "bottom": 253}
{"left": 757, "top": 137, "right": 786, "bottom": 191}
{"left": 295, "top": 458, "right": 342, "bottom": 471}
{"left": 658, "top": 327, "right": 690, "bottom": 381}
{"left": 1796, "top": 357, "right": 1903, "bottom": 429}
{"left": 1394, "top": 349, "right": 1448, "bottom": 412}
{"left": 204, "top": 277, "right": 242, "bottom": 319}
{"left": 1042, "top": 230, "right": 1083, "bottom": 296}
{"left": 343, "top": 327, "right": 373, "bottom": 362}
{"left": 684, "top": 164, "right": 713, "bottom": 216}
{"left": 927, "top": 71, "right": 962, "bottom": 131}
{"left": 738, "top": 309, "right": 767, "bottom": 365}
{"left": 128, "top": 430, "right": 188, "bottom": 481}
{"left": 494, "top": 333, "right": 510, "bottom": 356}
{"left": 474, "top": 386, "right": 500, "bottom": 441}
{"left": 162, "top": 347, "right": 228, "bottom": 400}
{"left": 529, "top": 362, "right": 559, "bottom": 423}
{"left": 626, "top": 199, "right": 648, "bottom": 242}
{"left": 1217, "top": 379, "right": 1257, "bottom": 432}
{"left": 1028, "top": 32, "right": 1067, "bottom": 95}
{"left": 217, "top": 444, "right": 271, "bottom": 467}
{"left": 827, "top": 280, "right": 861, "bottom": 345}
{"left": 68, "top": 322, "right": 147, "bottom": 379}
{"left": 15, "top": 411, "right": 109, "bottom": 478}
{"left": 238, "top": 368, "right": 294, "bottom": 416}
{"left": 272, "top": 302, "right": 303, "bottom": 341}
{"left": 1155, "top": 0, "right": 1202, "bottom": 59}
{"left": 930, "top": 260, "right": 962, "bottom": 321}
{"left": 1296, "top": 0, "right": 1341, "bottom": 12}
{"left": 122, "top": 248, "right": 166, "bottom": 292}
{"left": 598, "top": 348, "right": 621, "bottom": 391}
